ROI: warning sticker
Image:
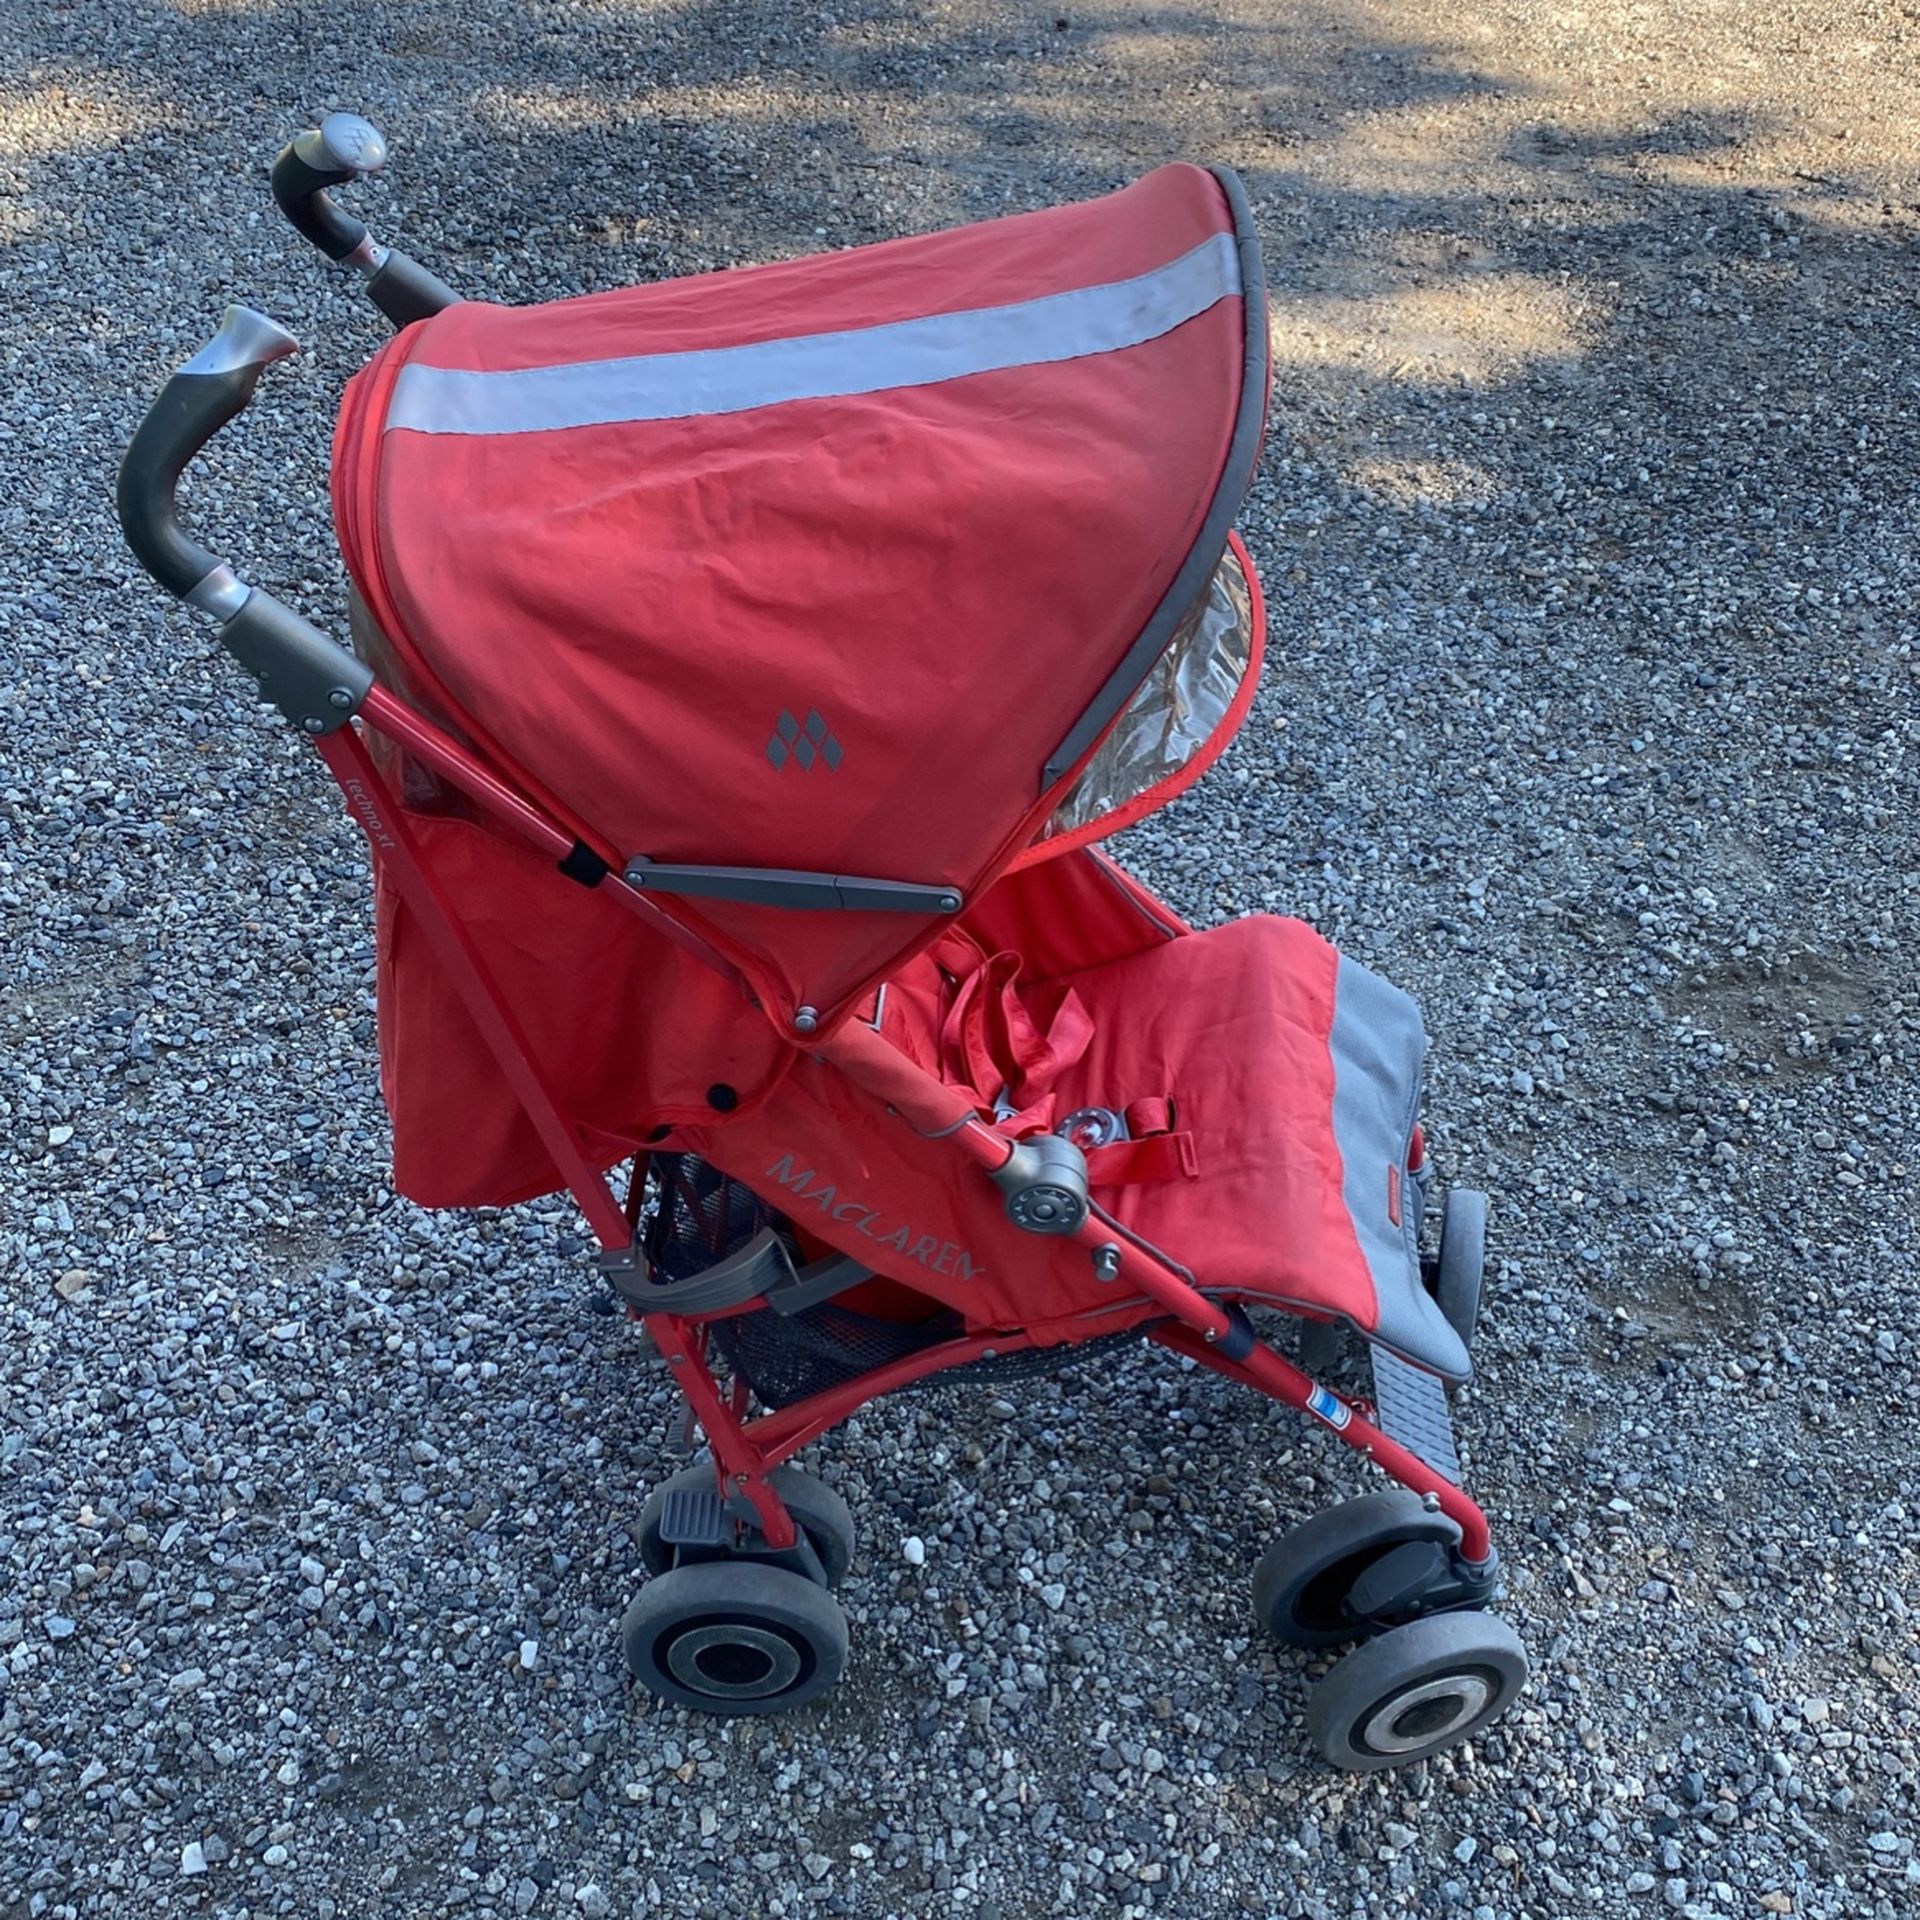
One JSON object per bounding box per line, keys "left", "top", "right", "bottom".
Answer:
{"left": 1306, "top": 1385, "right": 1353, "bottom": 1431}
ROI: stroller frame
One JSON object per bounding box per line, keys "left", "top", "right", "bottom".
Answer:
{"left": 114, "top": 113, "right": 1527, "bottom": 1769}
{"left": 324, "top": 680, "right": 1493, "bottom": 1564}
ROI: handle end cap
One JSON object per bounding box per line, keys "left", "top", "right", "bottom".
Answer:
{"left": 310, "top": 112, "right": 388, "bottom": 176}
{"left": 180, "top": 306, "right": 300, "bottom": 379}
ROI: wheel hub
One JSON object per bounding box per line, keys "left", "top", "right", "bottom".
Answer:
{"left": 1359, "top": 1672, "right": 1492, "bottom": 1754}
{"left": 666, "top": 1621, "right": 803, "bottom": 1699}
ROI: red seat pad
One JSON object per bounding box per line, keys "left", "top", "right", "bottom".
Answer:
{"left": 690, "top": 907, "right": 1468, "bottom": 1378}
{"left": 1051, "top": 915, "right": 1468, "bottom": 1378}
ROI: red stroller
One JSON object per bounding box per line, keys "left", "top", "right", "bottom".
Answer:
{"left": 116, "top": 114, "right": 1528, "bottom": 1769}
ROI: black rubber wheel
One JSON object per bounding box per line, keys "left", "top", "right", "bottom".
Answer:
{"left": 1306, "top": 1610, "right": 1527, "bottom": 1771}
{"left": 1435, "top": 1189, "right": 1488, "bottom": 1350}
{"left": 1252, "top": 1489, "right": 1462, "bottom": 1649}
{"left": 621, "top": 1559, "right": 849, "bottom": 1716}
{"left": 637, "top": 1462, "right": 855, "bottom": 1587}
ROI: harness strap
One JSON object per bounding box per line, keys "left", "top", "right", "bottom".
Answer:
{"left": 1084, "top": 1129, "right": 1198, "bottom": 1187}
{"left": 933, "top": 929, "right": 1092, "bottom": 1120}
{"left": 926, "top": 937, "right": 1192, "bottom": 1184}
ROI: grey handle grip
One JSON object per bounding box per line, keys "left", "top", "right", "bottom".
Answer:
{"left": 272, "top": 111, "right": 460, "bottom": 329}
{"left": 116, "top": 306, "right": 298, "bottom": 604}
{"left": 115, "top": 306, "right": 373, "bottom": 735}
{"left": 271, "top": 112, "right": 387, "bottom": 262}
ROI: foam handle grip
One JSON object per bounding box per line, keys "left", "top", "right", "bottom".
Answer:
{"left": 271, "top": 112, "right": 388, "bottom": 260}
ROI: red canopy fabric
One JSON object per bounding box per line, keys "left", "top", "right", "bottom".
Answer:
{"left": 333, "top": 163, "right": 1265, "bottom": 1031}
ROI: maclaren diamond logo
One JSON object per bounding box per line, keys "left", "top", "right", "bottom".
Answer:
{"left": 766, "top": 708, "right": 843, "bottom": 771}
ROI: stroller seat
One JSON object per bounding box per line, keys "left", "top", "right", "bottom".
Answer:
{"left": 1037, "top": 915, "right": 1470, "bottom": 1379}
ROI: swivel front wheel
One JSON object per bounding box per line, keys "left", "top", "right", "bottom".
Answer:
{"left": 1306, "top": 1610, "right": 1527, "bottom": 1770}
{"left": 1252, "top": 1489, "right": 1464, "bottom": 1649}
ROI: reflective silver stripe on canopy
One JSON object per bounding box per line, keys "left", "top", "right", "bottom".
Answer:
{"left": 386, "top": 232, "right": 1242, "bottom": 437}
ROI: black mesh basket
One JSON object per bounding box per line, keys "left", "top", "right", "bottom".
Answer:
{"left": 645, "top": 1154, "right": 964, "bottom": 1407}
{"left": 642, "top": 1154, "right": 1143, "bottom": 1409}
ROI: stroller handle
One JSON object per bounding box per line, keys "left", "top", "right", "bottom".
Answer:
{"left": 115, "top": 305, "right": 373, "bottom": 735}
{"left": 271, "top": 112, "right": 387, "bottom": 262}
{"left": 117, "top": 305, "right": 298, "bottom": 605}
{"left": 272, "top": 111, "right": 461, "bottom": 330}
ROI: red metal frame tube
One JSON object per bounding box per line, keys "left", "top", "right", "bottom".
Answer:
{"left": 642, "top": 1314, "right": 798, "bottom": 1548}
{"left": 353, "top": 691, "right": 740, "bottom": 983}
{"left": 1151, "top": 1325, "right": 1493, "bottom": 1562}
{"left": 358, "top": 684, "right": 579, "bottom": 860}
{"left": 742, "top": 1327, "right": 1045, "bottom": 1458}
{"left": 817, "top": 1018, "right": 1497, "bottom": 1562}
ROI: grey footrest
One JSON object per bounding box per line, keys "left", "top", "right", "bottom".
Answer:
{"left": 1370, "top": 1347, "right": 1462, "bottom": 1485}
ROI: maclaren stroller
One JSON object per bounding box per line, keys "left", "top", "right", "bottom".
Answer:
{"left": 116, "top": 114, "right": 1528, "bottom": 1768}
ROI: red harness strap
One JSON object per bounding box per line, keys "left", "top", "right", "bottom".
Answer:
{"left": 927, "top": 932, "right": 1200, "bottom": 1182}
{"left": 932, "top": 930, "right": 1093, "bottom": 1128}
{"left": 1084, "top": 1129, "right": 1198, "bottom": 1186}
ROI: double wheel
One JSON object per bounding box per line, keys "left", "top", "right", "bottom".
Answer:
{"left": 1252, "top": 1489, "right": 1527, "bottom": 1770}
{"left": 621, "top": 1462, "right": 856, "bottom": 1715}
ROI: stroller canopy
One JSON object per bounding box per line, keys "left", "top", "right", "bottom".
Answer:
{"left": 334, "top": 163, "right": 1268, "bottom": 1026}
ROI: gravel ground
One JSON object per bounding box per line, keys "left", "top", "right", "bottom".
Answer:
{"left": 5, "top": 2, "right": 1919, "bottom": 1916}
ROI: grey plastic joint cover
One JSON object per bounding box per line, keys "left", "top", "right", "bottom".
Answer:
{"left": 215, "top": 589, "right": 373, "bottom": 735}
{"left": 992, "top": 1133, "right": 1091, "bottom": 1236}
{"left": 624, "top": 859, "right": 962, "bottom": 915}
{"left": 181, "top": 306, "right": 300, "bottom": 379}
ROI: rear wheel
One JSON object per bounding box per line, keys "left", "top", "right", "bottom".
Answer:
{"left": 621, "top": 1559, "right": 848, "bottom": 1715}
{"left": 1306, "top": 1610, "right": 1527, "bottom": 1770}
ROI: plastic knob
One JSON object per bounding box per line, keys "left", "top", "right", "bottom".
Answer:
{"left": 311, "top": 112, "right": 387, "bottom": 176}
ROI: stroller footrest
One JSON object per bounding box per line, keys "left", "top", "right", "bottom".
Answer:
{"left": 1369, "top": 1347, "right": 1462, "bottom": 1485}
{"left": 656, "top": 1486, "right": 731, "bottom": 1549}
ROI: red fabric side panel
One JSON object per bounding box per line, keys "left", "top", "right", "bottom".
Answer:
{"left": 957, "top": 847, "right": 1186, "bottom": 986}
{"left": 375, "top": 814, "right": 788, "bottom": 1208}
{"left": 682, "top": 1059, "right": 1160, "bottom": 1345}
